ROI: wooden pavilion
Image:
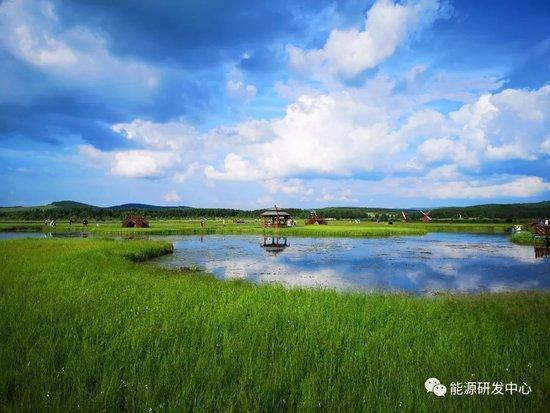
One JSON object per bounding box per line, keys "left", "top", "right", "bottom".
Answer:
{"left": 260, "top": 206, "right": 293, "bottom": 228}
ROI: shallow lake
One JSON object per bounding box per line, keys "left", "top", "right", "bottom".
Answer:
{"left": 149, "top": 233, "right": 550, "bottom": 294}
{"left": 0, "top": 232, "right": 88, "bottom": 239}
{"left": 1, "top": 231, "right": 548, "bottom": 293}
{"left": 0, "top": 232, "right": 46, "bottom": 239}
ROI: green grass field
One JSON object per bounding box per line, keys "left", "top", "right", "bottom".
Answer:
{"left": 0, "top": 238, "right": 548, "bottom": 411}
{"left": 0, "top": 218, "right": 513, "bottom": 238}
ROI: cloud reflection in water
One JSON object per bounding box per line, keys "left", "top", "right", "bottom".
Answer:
{"left": 152, "top": 233, "right": 549, "bottom": 294}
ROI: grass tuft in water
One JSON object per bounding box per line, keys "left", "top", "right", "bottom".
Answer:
{"left": 509, "top": 232, "right": 545, "bottom": 246}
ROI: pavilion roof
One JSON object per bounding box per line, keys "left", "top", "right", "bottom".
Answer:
{"left": 260, "top": 208, "right": 291, "bottom": 217}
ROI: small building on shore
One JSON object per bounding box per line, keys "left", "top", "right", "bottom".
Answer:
{"left": 122, "top": 215, "right": 149, "bottom": 228}
{"left": 531, "top": 219, "right": 550, "bottom": 236}
{"left": 305, "top": 211, "right": 327, "bottom": 225}
{"left": 261, "top": 206, "right": 293, "bottom": 228}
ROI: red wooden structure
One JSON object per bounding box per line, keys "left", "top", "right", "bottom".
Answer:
{"left": 420, "top": 210, "right": 432, "bottom": 223}
{"left": 305, "top": 211, "right": 327, "bottom": 225}
{"left": 530, "top": 219, "right": 550, "bottom": 259}
{"left": 122, "top": 215, "right": 149, "bottom": 228}
{"left": 530, "top": 220, "right": 550, "bottom": 237}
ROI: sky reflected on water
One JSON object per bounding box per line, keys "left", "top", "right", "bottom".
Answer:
{"left": 151, "top": 233, "right": 550, "bottom": 294}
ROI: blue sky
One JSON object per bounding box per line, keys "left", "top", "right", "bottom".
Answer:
{"left": 0, "top": 0, "right": 549, "bottom": 208}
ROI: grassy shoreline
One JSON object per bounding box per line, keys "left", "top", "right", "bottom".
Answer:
{"left": 509, "top": 231, "right": 547, "bottom": 246}
{"left": 0, "top": 219, "right": 514, "bottom": 238}
{"left": 0, "top": 238, "right": 548, "bottom": 411}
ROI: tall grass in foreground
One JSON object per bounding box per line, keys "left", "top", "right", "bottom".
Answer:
{"left": 0, "top": 239, "right": 548, "bottom": 411}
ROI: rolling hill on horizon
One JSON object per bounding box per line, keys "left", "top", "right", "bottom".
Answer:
{"left": 0, "top": 200, "right": 548, "bottom": 220}
{"left": 108, "top": 203, "right": 191, "bottom": 210}
{"left": 0, "top": 201, "right": 191, "bottom": 211}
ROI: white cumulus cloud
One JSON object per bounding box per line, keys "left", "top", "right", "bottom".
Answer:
{"left": 385, "top": 175, "right": 550, "bottom": 199}
{"left": 112, "top": 119, "right": 199, "bottom": 151}
{"left": 287, "top": 0, "right": 446, "bottom": 78}
{"left": 264, "top": 179, "right": 314, "bottom": 199}
{"left": 226, "top": 79, "right": 257, "bottom": 102}
{"left": 111, "top": 150, "right": 178, "bottom": 178}
{"left": 317, "top": 188, "right": 358, "bottom": 203}
{"left": 201, "top": 81, "right": 549, "bottom": 200}
{"left": 0, "top": 0, "right": 158, "bottom": 89}
{"left": 164, "top": 190, "right": 181, "bottom": 203}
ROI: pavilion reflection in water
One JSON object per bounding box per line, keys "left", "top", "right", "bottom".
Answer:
{"left": 260, "top": 236, "right": 289, "bottom": 256}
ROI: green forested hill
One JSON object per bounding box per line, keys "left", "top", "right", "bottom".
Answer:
{"left": 50, "top": 201, "right": 99, "bottom": 209}
{"left": 426, "top": 201, "right": 550, "bottom": 220}
{"left": 0, "top": 200, "right": 548, "bottom": 221}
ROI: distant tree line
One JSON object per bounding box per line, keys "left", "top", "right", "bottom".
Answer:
{"left": 1, "top": 202, "right": 548, "bottom": 221}
{"left": 426, "top": 203, "right": 550, "bottom": 220}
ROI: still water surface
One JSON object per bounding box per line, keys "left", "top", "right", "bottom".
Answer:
{"left": 0, "top": 232, "right": 87, "bottom": 239}
{"left": 1, "top": 231, "right": 547, "bottom": 293}
{"left": 150, "top": 233, "right": 549, "bottom": 294}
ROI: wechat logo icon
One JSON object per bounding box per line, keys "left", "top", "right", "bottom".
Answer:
{"left": 425, "top": 378, "right": 447, "bottom": 397}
